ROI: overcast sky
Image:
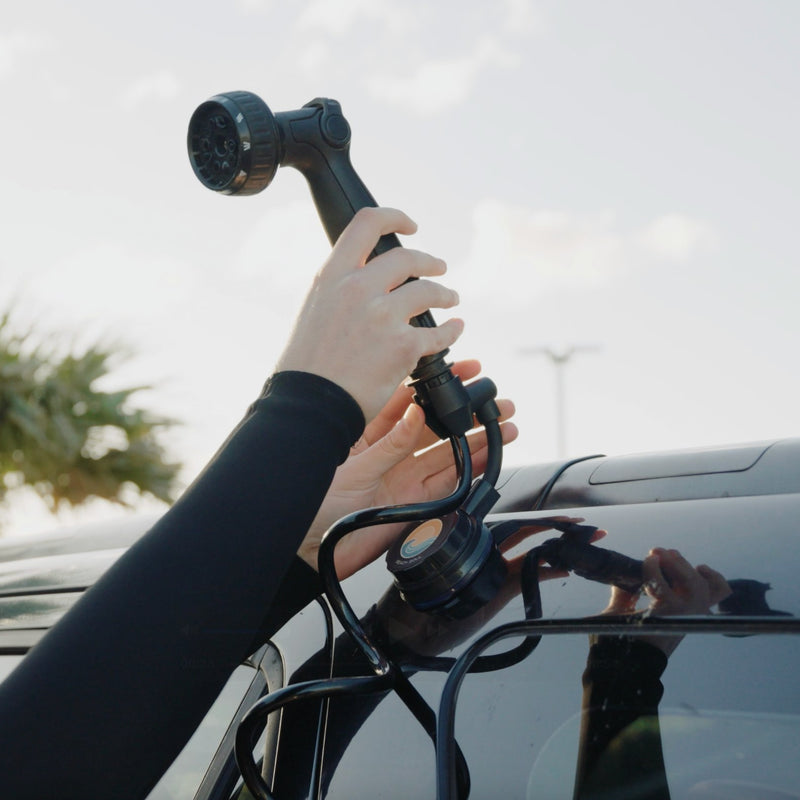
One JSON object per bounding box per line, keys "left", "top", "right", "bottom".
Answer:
{"left": 2, "top": 1, "right": 799, "bottom": 535}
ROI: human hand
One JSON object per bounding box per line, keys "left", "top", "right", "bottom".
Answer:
{"left": 602, "top": 548, "right": 731, "bottom": 656}
{"left": 274, "top": 207, "right": 463, "bottom": 422}
{"left": 298, "top": 359, "right": 518, "bottom": 578}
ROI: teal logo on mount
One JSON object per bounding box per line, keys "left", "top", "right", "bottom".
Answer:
{"left": 399, "top": 519, "right": 442, "bottom": 560}
{"left": 401, "top": 537, "right": 436, "bottom": 558}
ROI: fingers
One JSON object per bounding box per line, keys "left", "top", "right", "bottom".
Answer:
{"left": 644, "top": 548, "right": 729, "bottom": 614}
{"left": 278, "top": 206, "right": 463, "bottom": 422}
{"left": 415, "top": 316, "right": 465, "bottom": 358}
{"left": 329, "top": 208, "right": 450, "bottom": 294}
{"left": 496, "top": 517, "right": 596, "bottom": 554}
{"left": 697, "top": 563, "right": 732, "bottom": 605}
{"left": 363, "top": 359, "right": 486, "bottom": 449}
{"left": 328, "top": 207, "right": 418, "bottom": 273}
{"left": 371, "top": 403, "right": 427, "bottom": 473}
{"left": 362, "top": 383, "right": 420, "bottom": 448}
{"left": 415, "top": 395, "right": 516, "bottom": 453}
{"left": 452, "top": 359, "right": 483, "bottom": 383}
{"left": 382, "top": 280, "right": 458, "bottom": 331}
{"left": 416, "top": 419, "right": 518, "bottom": 500}
{"left": 373, "top": 248, "right": 450, "bottom": 291}
{"left": 642, "top": 552, "right": 672, "bottom": 603}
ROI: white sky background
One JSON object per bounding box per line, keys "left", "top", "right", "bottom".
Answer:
{"left": 1, "top": 0, "right": 799, "bottom": 536}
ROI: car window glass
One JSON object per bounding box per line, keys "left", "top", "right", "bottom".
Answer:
{"left": 0, "top": 655, "right": 23, "bottom": 684}
{"left": 270, "top": 494, "right": 800, "bottom": 799}
{"left": 146, "top": 663, "right": 256, "bottom": 800}
{"left": 527, "top": 708, "right": 800, "bottom": 799}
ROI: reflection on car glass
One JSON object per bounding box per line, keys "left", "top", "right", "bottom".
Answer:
{"left": 242, "top": 514, "right": 800, "bottom": 800}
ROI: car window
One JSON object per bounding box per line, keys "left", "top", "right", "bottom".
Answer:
{"left": 145, "top": 663, "right": 258, "bottom": 800}
{"left": 527, "top": 708, "right": 800, "bottom": 799}
{"left": 267, "top": 493, "right": 800, "bottom": 799}
{"left": 0, "top": 655, "right": 23, "bottom": 685}
{"left": 145, "top": 640, "right": 285, "bottom": 800}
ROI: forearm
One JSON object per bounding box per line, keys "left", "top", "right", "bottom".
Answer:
{"left": 574, "top": 637, "right": 670, "bottom": 800}
{"left": 0, "top": 371, "right": 362, "bottom": 800}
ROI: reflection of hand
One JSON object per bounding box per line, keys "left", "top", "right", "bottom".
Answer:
{"left": 275, "top": 207, "right": 463, "bottom": 423}
{"left": 298, "top": 360, "right": 518, "bottom": 578}
{"left": 602, "top": 548, "right": 731, "bottom": 656}
{"left": 642, "top": 548, "right": 731, "bottom": 615}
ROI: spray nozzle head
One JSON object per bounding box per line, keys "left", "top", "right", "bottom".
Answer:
{"left": 187, "top": 92, "right": 283, "bottom": 195}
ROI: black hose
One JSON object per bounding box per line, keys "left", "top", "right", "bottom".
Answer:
{"left": 480, "top": 418, "right": 503, "bottom": 488}
{"left": 317, "top": 435, "right": 472, "bottom": 675}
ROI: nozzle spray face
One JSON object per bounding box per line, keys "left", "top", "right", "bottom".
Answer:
{"left": 187, "top": 91, "right": 281, "bottom": 195}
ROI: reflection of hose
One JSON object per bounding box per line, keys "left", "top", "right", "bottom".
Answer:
{"left": 538, "top": 536, "right": 645, "bottom": 593}
{"left": 534, "top": 528, "right": 791, "bottom": 617}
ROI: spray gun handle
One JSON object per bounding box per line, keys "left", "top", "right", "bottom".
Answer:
{"left": 280, "top": 99, "right": 477, "bottom": 437}
{"left": 277, "top": 99, "right": 402, "bottom": 254}
{"left": 281, "top": 100, "right": 448, "bottom": 341}
{"left": 188, "top": 91, "right": 479, "bottom": 439}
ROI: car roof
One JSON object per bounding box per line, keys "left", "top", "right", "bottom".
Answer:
{"left": 0, "top": 514, "right": 158, "bottom": 650}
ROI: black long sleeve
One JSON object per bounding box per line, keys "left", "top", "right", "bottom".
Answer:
{"left": 0, "top": 371, "right": 364, "bottom": 800}
{"left": 574, "top": 636, "right": 670, "bottom": 800}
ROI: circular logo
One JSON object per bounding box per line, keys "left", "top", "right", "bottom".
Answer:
{"left": 400, "top": 518, "right": 443, "bottom": 559}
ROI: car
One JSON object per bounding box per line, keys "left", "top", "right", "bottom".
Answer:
{"left": 2, "top": 437, "right": 799, "bottom": 799}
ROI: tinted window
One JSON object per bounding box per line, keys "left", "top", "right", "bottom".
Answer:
{"left": 146, "top": 663, "right": 257, "bottom": 799}
{"left": 269, "top": 493, "right": 800, "bottom": 798}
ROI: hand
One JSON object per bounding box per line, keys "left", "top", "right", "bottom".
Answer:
{"left": 274, "top": 207, "right": 463, "bottom": 422}
{"left": 602, "top": 548, "right": 731, "bottom": 655}
{"left": 298, "top": 360, "right": 518, "bottom": 579}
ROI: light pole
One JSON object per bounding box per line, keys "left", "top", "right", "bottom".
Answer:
{"left": 520, "top": 346, "right": 601, "bottom": 458}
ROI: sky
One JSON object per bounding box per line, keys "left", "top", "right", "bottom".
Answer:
{"left": 1, "top": 0, "right": 799, "bottom": 536}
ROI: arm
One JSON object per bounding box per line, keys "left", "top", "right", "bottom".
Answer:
{"left": 0, "top": 207, "right": 462, "bottom": 800}
{"left": 0, "top": 372, "right": 361, "bottom": 800}
{"left": 574, "top": 636, "right": 670, "bottom": 800}
{"left": 574, "top": 549, "right": 731, "bottom": 800}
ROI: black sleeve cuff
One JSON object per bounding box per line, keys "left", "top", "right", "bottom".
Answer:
{"left": 257, "top": 371, "right": 365, "bottom": 463}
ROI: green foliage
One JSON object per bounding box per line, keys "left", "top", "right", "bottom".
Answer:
{"left": 0, "top": 311, "right": 181, "bottom": 515}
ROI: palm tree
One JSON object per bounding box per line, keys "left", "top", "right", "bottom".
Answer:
{"left": 0, "top": 311, "right": 181, "bottom": 523}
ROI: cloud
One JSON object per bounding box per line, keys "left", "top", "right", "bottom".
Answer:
{"left": 118, "top": 70, "right": 181, "bottom": 112}
{"left": 297, "top": 0, "right": 404, "bottom": 35}
{"left": 367, "top": 37, "right": 517, "bottom": 115}
{"left": 635, "top": 214, "right": 718, "bottom": 262}
{"left": 234, "top": 202, "right": 330, "bottom": 291}
{"left": 0, "top": 31, "right": 51, "bottom": 79}
{"left": 237, "top": 0, "right": 272, "bottom": 11}
{"left": 459, "top": 199, "right": 717, "bottom": 303}
{"left": 290, "top": 1, "right": 532, "bottom": 114}
{"left": 18, "top": 243, "right": 198, "bottom": 345}
{"left": 500, "top": 0, "right": 541, "bottom": 36}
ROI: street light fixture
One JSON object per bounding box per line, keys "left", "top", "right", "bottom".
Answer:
{"left": 520, "top": 345, "right": 601, "bottom": 458}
